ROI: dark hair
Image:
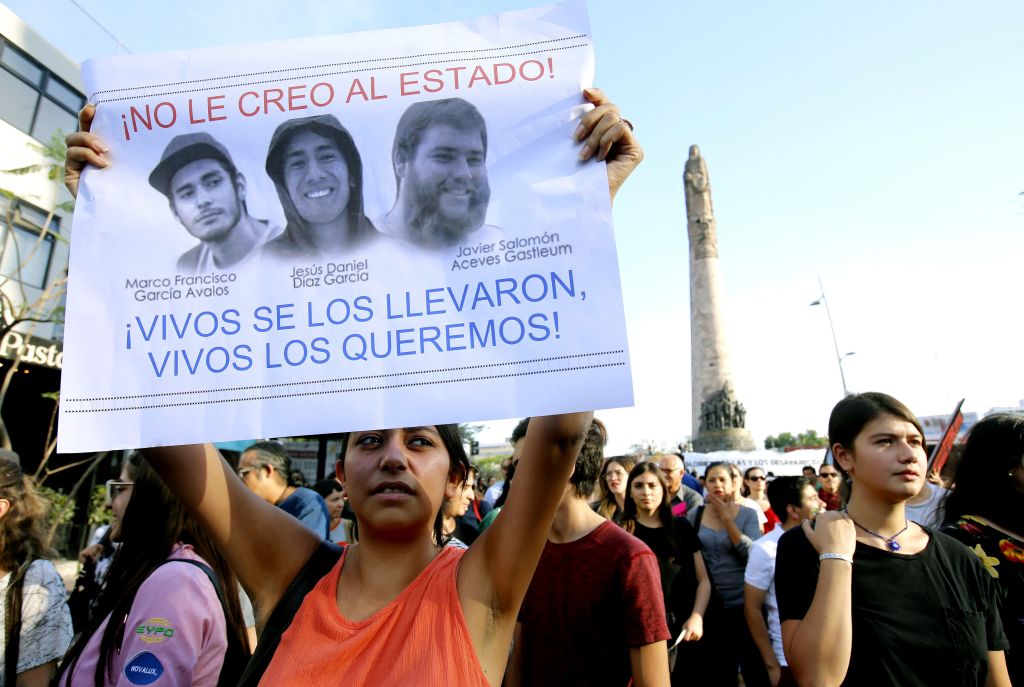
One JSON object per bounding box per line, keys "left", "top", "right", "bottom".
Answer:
{"left": 827, "top": 392, "right": 924, "bottom": 493}
{"left": 312, "top": 478, "right": 343, "bottom": 499}
{"left": 510, "top": 417, "right": 530, "bottom": 445}
{"left": 620, "top": 462, "right": 673, "bottom": 533}
{"left": 593, "top": 455, "right": 637, "bottom": 520}
{"left": 337, "top": 425, "right": 469, "bottom": 547}
{"left": 570, "top": 420, "right": 606, "bottom": 498}
{"left": 59, "top": 453, "right": 248, "bottom": 687}
{"left": 165, "top": 158, "right": 247, "bottom": 216}
{"left": 741, "top": 465, "right": 766, "bottom": 497}
{"left": 288, "top": 469, "right": 308, "bottom": 488}
{"left": 495, "top": 460, "right": 517, "bottom": 508}
{"left": 266, "top": 115, "right": 367, "bottom": 230}
{"left": 244, "top": 441, "right": 293, "bottom": 486}
{"left": 767, "top": 476, "right": 812, "bottom": 523}
{"left": 802, "top": 465, "right": 816, "bottom": 474}
{"left": 704, "top": 461, "right": 733, "bottom": 480}
{"left": 941, "top": 414, "right": 1024, "bottom": 529}
{"left": 392, "top": 98, "right": 487, "bottom": 186}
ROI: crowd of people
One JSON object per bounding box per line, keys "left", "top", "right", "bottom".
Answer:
{"left": 3, "top": 392, "right": 1020, "bottom": 686}
{"left": 0, "top": 87, "right": 1019, "bottom": 686}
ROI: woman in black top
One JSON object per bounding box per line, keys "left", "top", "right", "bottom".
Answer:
{"left": 620, "top": 462, "right": 711, "bottom": 675}
{"left": 775, "top": 392, "right": 1012, "bottom": 687}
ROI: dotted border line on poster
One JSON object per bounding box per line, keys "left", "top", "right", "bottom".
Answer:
{"left": 90, "top": 34, "right": 590, "bottom": 101}
{"left": 65, "top": 350, "right": 625, "bottom": 402}
{"left": 66, "top": 361, "right": 625, "bottom": 413}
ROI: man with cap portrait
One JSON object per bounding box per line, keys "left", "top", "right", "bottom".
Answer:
{"left": 378, "top": 97, "right": 499, "bottom": 249}
{"left": 149, "top": 133, "right": 278, "bottom": 273}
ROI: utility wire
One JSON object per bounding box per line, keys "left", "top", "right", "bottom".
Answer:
{"left": 65, "top": 0, "right": 132, "bottom": 54}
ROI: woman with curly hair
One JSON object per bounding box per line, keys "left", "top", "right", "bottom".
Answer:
{"left": 0, "top": 455, "right": 73, "bottom": 686}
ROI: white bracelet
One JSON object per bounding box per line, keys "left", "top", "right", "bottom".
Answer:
{"left": 819, "top": 553, "right": 853, "bottom": 564}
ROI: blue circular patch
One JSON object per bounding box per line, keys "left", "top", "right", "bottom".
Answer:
{"left": 124, "top": 651, "right": 164, "bottom": 685}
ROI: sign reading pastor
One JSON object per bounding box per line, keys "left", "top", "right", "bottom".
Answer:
{"left": 59, "top": 1, "right": 633, "bottom": 452}
{"left": 1, "top": 331, "right": 63, "bottom": 369}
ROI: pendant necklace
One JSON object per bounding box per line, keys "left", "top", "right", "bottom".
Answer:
{"left": 843, "top": 509, "right": 909, "bottom": 552}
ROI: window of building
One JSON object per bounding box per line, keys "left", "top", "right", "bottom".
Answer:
{"left": 0, "top": 198, "right": 58, "bottom": 290}
{"left": 0, "top": 36, "right": 85, "bottom": 144}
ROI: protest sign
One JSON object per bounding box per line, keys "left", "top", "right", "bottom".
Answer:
{"left": 58, "top": 0, "right": 633, "bottom": 452}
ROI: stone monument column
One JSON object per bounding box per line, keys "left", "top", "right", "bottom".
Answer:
{"left": 684, "top": 145, "right": 755, "bottom": 452}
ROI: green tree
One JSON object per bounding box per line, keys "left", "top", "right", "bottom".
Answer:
{"left": 797, "top": 429, "right": 827, "bottom": 448}
{"left": 1, "top": 133, "right": 108, "bottom": 555}
{"left": 766, "top": 430, "right": 827, "bottom": 450}
{"left": 458, "top": 423, "right": 485, "bottom": 443}
{"left": 0, "top": 132, "right": 71, "bottom": 451}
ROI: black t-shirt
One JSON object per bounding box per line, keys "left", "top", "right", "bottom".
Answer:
{"left": 631, "top": 517, "right": 701, "bottom": 632}
{"left": 776, "top": 525, "right": 1008, "bottom": 687}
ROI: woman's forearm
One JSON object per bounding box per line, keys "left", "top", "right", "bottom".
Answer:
{"left": 786, "top": 559, "right": 854, "bottom": 686}
{"left": 723, "top": 517, "right": 753, "bottom": 555}
{"left": 691, "top": 574, "right": 711, "bottom": 618}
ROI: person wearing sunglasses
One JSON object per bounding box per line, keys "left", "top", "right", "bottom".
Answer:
{"left": 742, "top": 467, "right": 780, "bottom": 533}
{"left": 817, "top": 464, "right": 843, "bottom": 511}
{"left": 58, "top": 452, "right": 250, "bottom": 686}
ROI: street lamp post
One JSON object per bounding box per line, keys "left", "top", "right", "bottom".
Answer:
{"left": 810, "top": 276, "right": 854, "bottom": 397}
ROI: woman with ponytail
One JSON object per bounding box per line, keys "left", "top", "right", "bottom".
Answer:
{"left": 57, "top": 453, "right": 248, "bottom": 686}
{"left": 0, "top": 455, "right": 73, "bottom": 686}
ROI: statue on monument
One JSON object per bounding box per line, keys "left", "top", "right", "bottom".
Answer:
{"left": 683, "top": 145, "right": 717, "bottom": 258}
{"left": 683, "top": 145, "right": 714, "bottom": 224}
{"left": 685, "top": 144, "right": 756, "bottom": 452}
{"left": 699, "top": 383, "right": 748, "bottom": 432}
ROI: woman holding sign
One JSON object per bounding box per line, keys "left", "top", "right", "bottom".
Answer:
{"left": 775, "top": 393, "right": 1012, "bottom": 687}
{"left": 66, "top": 89, "right": 652, "bottom": 686}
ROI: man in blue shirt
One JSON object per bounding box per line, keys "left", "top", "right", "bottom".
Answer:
{"left": 238, "top": 441, "right": 329, "bottom": 538}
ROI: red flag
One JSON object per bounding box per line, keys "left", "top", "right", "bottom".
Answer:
{"left": 927, "top": 398, "right": 965, "bottom": 474}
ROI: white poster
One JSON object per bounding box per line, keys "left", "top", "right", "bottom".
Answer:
{"left": 58, "top": 0, "right": 633, "bottom": 452}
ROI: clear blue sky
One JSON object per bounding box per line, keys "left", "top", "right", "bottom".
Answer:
{"left": 8, "top": 0, "right": 1023, "bottom": 451}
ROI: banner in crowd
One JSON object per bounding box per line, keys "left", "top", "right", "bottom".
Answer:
{"left": 928, "top": 398, "right": 965, "bottom": 474}
{"left": 58, "top": 0, "right": 633, "bottom": 452}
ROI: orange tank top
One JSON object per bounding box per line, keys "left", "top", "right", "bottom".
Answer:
{"left": 258, "top": 545, "right": 489, "bottom": 686}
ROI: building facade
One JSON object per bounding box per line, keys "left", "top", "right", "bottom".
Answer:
{"left": 0, "top": 2, "right": 82, "bottom": 467}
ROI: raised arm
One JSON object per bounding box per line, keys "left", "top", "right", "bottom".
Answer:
{"left": 457, "top": 411, "right": 592, "bottom": 678}
{"left": 144, "top": 444, "right": 320, "bottom": 625}
{"left": 781, "top": 513, "right": 856, "bottom": 687}
{"left": 462, "top": 411, "right": 592, "bottom": 607}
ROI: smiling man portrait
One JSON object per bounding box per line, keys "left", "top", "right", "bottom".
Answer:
{"left": 379, "top": 97, "right": 499, "bottom": 249}
{"left": 261, "top": 114, "right": 378, "bottom": 262}
{"left": 148, "top": 132, "right": 278, "bottom": 273}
